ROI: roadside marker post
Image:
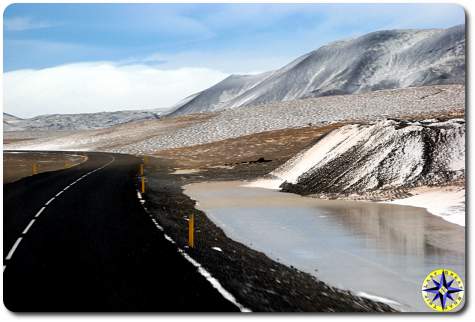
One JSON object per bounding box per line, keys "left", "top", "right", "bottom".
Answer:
{"left": 141, "top": 176, "right": 145, "bottom": 193}
{"left": 188, "top": 214, "right": 195, "bottom": 248}
{"left": 32, "top": 163, "right": 38, "bottom": 175}
{"left": 140, "top": 164, "right": 144, "bottom": 176}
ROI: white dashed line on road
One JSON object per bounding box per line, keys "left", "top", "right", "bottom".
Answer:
{"left": 45, "top": 197, "right": 55, "bottom": 206}
{"left": 4, "top": 155, "right": 116, "bottom": 271}
{"left": 6, "top": 238, "right": 23, "bottom": 261}
{"left": 35, "top": 207, "right": 46, "bottom": 218}
{"left": 22, "top": 219, "right": 36, "bottom": 235}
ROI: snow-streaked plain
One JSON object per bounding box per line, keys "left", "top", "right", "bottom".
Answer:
{"left": 4, "top": 85, "right": 464, "bottom": 154}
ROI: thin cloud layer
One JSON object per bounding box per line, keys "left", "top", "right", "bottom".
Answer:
{"left": 4, "top": 16, "right": 54, "bottom": 31}
{"left": 3, "top": 63, "right": 228, "bottom": 118}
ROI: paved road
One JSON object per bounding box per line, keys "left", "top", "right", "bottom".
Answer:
{"left": 3, "top": 152, "right": 239, "bottom": 312}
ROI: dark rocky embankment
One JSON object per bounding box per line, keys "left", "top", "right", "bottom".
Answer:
{"left": 280, "top": 118, "right": 465, "bottom": 197}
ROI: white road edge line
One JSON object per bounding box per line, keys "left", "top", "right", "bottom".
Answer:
{"left": 6, "top": 238, "right": 23, "bottom": 260}
{"left": 178, "top": 248, "right": 251, "bottom": 313}
{"left": 135, "top": 189, "right": 251, "bottom": 312}
{"left": 22, "top": 219, "right": 36, "bottom": 235}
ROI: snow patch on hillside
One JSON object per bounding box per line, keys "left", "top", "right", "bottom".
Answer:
{"left": 172, "top": 25, "right": 465, "bottom": 116}
{"left": 249, "top": 118, "right": 465, "bottom": 224}
{"left": 3, "top": 110, "right": 162, "bottom": 132}
{"left": 252, "top": 118, "right": 465, "bottom": 192}
{"left": 112, "top": 85, "right": 464, "bottom": 154}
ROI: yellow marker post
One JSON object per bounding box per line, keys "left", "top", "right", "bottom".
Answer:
{"left": 32, "top": 163, "right": 38, "bottom": 175}
{"left": 141, "top": 176, "right": 145, "bottom": 193}
{"left": 139, "top": 164, "right": 144, "bottom": 176}
{"left": 188, "top": 214, "right": 195, "bottom": 248}
{"left": 143, "top": 156, "right": 148, "bottom": 165}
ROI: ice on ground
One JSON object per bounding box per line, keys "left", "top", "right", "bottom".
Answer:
{"left": 388, "top": 188, "right": 465, "bottom": 227}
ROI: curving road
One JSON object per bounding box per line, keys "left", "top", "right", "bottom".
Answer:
{"left": 3, "top": 152, "right": 239, "bottom": 312}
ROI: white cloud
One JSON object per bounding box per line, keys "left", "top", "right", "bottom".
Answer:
{"left": 4, "top": 17, "right": 54, "bottom": 31}
{"left": 3, "top": 62, "right": 228, "bottom": 118}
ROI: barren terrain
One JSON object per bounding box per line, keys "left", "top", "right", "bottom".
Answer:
{"left": 4, "top": 85, "right": 464, "bottom": 155}
{"left": 3, "top": 151, "right": 86, "bottom": 183}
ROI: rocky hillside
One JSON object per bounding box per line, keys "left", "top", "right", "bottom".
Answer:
{"left": 3, "top": 113, "right": 24, "bottom": 131}
{"left": 170, "top": 25, "right": 465, "bottom": 116}
{"left": 266, "top": 119, "right": 465, "bottom": 196}
{"left": 3, "top": 110, "right": 162, "bottom": 132}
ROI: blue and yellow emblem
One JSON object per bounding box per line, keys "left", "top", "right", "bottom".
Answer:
{"left": 422, "top": 269, "right": 464, "bottom": 312}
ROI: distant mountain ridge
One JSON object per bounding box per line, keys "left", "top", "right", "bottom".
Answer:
{"left": 170, "top": 25, "right": 465, "bottom": 116}
{"left": 3, "top": 110, "right": 162, "bottom": 132}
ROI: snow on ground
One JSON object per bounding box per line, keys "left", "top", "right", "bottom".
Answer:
{"left": 388, "top": 187, "right": 465, "bottom": 226}
{"left": 356, "top": 292, "right": 402, "bottom": 307}
{"left": 247, "top": 124, "right": 369, "bottom": 189}
{"left": 171, "top": 25, "right": 464, "bottom": 116}
{"left": 3, "top": 110, "right": 162, "bottom": 132}
{"left": 250, "top": 118, "right": 465, "bottom": 193}
{"left": 248, "top": 118, "right": 465, "bottom": 225}
{"left": 4, "top": 85, "right": 464, "bottom": 154}
{"left": 113, "top": 85, "right": 463, "bottom": 154}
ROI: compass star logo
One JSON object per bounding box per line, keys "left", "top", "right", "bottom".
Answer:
{"left": 422, "top": 269, "right": 464, "bottom": 312}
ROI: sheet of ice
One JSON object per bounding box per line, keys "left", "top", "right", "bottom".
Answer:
{"left": 388, "top": 189, "right": 465, "bottom": 227}
{"left": 184, "top": 181, "right": 465, "bottom": 312}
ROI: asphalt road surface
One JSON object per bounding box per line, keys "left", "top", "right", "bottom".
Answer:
{"left": 3, "top": 152, "right": 240, "bottom": 312}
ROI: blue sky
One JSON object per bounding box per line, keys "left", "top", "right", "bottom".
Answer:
{"left": 4, "top": 3, "right": 465, "bottom": 72}
{"left": 3, "top": 3, "right": 465, "bottom": 117}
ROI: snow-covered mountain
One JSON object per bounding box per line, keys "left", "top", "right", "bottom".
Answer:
{"left": 170, "top": 25, "right": 465, "bottom": 116}
{"left": 2, "top": 110, "right": 162, "bottom": 132}
{"left": 256, "top": 118, "right": 465, "bottom": 195}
